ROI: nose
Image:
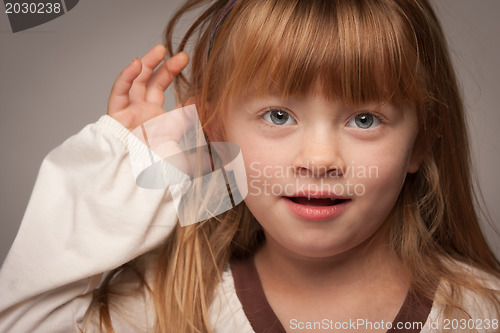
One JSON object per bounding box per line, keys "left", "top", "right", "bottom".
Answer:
{"left": 292, "top": 128, "right": 346, "bottom": 178}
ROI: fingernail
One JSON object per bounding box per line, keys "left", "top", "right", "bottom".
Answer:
{"left": 131, "top": 57, "right": 139, "bottom": 65}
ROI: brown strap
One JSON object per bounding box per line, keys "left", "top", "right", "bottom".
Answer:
{"left": 386, "top": 288, "right": 434, "bottom": 333}
{"left": 231, "top": 256, "right": 286, "bottom": 333}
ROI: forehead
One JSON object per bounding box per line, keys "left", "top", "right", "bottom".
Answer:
{"left": 211, "top": 0, "right": 426, "bottom": 112}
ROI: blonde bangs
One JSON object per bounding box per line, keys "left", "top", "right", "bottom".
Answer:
{"left": 209, "top": 0, "right": 426, "bottom": 108}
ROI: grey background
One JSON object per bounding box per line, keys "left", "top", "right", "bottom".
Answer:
{"left": 0, "top": 0, "right": 499, "bottom": 265}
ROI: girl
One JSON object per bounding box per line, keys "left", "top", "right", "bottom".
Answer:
{"left": 1, "top": 0, "right": 499, "bottom": 332}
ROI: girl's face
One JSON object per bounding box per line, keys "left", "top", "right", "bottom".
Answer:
{"left": 224, "top": 90, "right": 421, "bottom": 259}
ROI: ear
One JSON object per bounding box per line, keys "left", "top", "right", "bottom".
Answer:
{"left": 408, "top": 152, "right": 422, "bottom": 174}
{"left": 407, "top": 132, "right": 428, "bottom": 174}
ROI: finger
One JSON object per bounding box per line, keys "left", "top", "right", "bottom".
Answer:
{"left": 145, "top": 51, "right": 190, "bottom": 105}
{"left": 129, "top": 44, "right": 167, "bottom": 101}
{"left": 107, "top": 58, "right": 142, "bottom": 115}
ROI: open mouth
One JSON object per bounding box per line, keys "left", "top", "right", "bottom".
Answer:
{"left": 285, "top": 197, "right": 349, "bottom": 206}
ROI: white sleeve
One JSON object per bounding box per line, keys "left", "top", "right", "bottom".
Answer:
{"left": 0, "top": 115, "right": 181, "bottom": 332}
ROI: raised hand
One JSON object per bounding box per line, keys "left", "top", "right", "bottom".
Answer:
{"left": 107, "top": 44, "right": 189, "bottom": 130}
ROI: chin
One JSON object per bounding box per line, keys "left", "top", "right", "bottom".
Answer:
{"left": 276, "top": 234, "right": 357, "bottom": 259}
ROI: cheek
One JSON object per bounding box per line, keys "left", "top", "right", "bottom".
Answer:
{"left": 230, "top": 133, "right": 288, "bottom": 182}
{"left": 349, "top": 129, "right": 416, "bottom": 178}
{"left": 243, "top": 150, "right": 285, "bottom": 200}
{"left": 365, "top": 158, "right": 408, "bottom": 197}
{"left": 349, "top": 138, "right": 415, "bottom": 215}
{"left": 227, "top": 135, "right": 271, "bottom": 200}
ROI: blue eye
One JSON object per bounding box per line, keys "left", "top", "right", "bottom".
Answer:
{"left": 262, "top": 108, "right": 297, "bottom": 126}
{"left": 347, "top": 113, "right": 381, "bottom": 129}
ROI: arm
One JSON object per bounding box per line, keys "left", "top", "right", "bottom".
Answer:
{"left": 0, "top": 45, "right": 190, "bottom": 332}
{"left": 0, "top": 115, "right": 176, "bottom": 332}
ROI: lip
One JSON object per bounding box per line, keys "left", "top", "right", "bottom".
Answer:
{"left": 286, "top": 191, "right": 349, "bottom": 200}
{"left": 282, "top": 196, "right": 351, "bottom": 221}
